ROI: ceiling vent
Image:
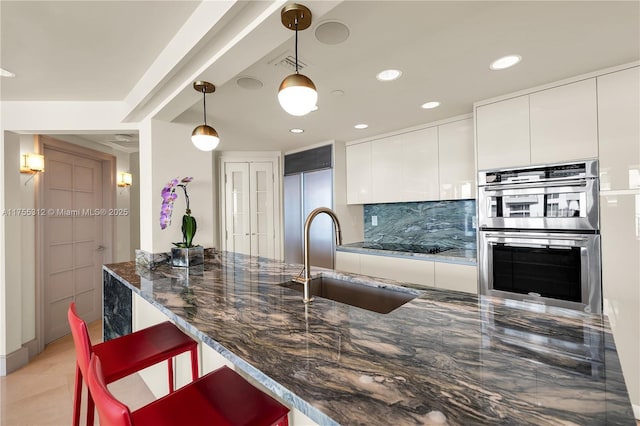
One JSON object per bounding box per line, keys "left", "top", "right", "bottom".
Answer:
{"left": 114, "top": 133, "right": 135, "bottom": 142}
{"left": 109, "top": 140, "right": 138, "bottom": 149}
{"left": 269, "top": 51, "right": 307, "bottom": 72}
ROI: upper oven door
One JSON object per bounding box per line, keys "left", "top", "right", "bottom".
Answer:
{"left": 478, "top": 178, "right": 599, "bottom": 231}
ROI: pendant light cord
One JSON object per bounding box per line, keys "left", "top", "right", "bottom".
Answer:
{"left": 294, "top": 18, "right": 299, "bottom": 74}
{"left": 202, "top": 89, "right": 207, "bottom": 126}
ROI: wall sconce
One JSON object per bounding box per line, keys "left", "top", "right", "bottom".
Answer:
{"left": 278, "top": 3, "right": 317, "bottom": 116}
{"left": 20, "top": 153, "right": 45, "bottom": 174}
{"left": 20, "top": 153, "right": 45, "bottom": 186}
{"left": 191, "top": 81, "right": 220, "bottom": 151}
{"left": 117, "top": 172, "right": 133, "bottom": 188}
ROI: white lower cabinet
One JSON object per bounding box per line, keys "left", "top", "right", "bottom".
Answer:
{"left": 335, "top": 251, "right": 361, "bottom": 274}
{"left": 359, "top": 253, "right": 435, "bottom": 288}
{"left": 336, "top": 251, "right": 477, "bottom": 293}
{"left": 133, "top": 294, "right": 198, "bottom": 394}
{"left": 434, "top": 262, "right": 478, "bottom": 294}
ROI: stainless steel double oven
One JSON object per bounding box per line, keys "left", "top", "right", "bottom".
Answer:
{"left": 478, "top": 160, "right": 601, "bottom": 314}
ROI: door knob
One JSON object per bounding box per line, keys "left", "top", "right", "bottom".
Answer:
{"left": 96, "top": 245, "right": 106, "bottom": 252}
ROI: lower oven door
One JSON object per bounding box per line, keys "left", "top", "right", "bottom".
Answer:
{"left": 479, "top": 231, "right": 601, "bottom": 314}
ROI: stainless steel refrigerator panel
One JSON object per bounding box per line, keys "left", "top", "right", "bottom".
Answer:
{"left": 303, "top": 169, "right": 334, "bottom": 269}
{"left": 284, "top": 174, "right": 303, "bottom": 264}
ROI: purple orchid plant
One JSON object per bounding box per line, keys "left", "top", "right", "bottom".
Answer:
{"left": 160, "top": 177, "right": 197, "bottom": 248}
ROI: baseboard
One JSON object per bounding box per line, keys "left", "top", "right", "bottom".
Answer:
{"left": 23, "top": 338, "right": 40, "bottom": 360}
{"left": 633, "top": 403, "right": 640, "bottom": 420}
{"left": 0, "top": 346, "right": 29, "bottom": 376}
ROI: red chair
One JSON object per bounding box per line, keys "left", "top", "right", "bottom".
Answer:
{"left": 87, "top": 354, "right": 290, "bottom": 426}
{"left": 68, "top": 302, "right": 199, "bottom": 426}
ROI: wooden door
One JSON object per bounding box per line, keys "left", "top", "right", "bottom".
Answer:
{"left": 43, "top": 147, "right": 104, "bottom": 343}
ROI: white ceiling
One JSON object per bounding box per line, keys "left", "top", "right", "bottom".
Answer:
{"left": 0, "top": 1, "right": 199, "bottom": 101}
{"left": 2, "top": 1, "right": 639, "bottom": 153}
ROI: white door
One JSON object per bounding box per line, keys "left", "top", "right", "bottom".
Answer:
{"left": 43, "top": 147, "right": 104, "bottom": 343}
{"left": 224, "top": 161, "right": 275, "bottom": 258}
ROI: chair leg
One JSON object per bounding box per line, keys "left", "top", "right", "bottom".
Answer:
{"left": 167, "top": 358, "right": 174, "bottom": 393}
{"left": 190, "top": 347, "right": 199, "bottom": 381}
{"left": 86, "top": 391, "right": 95, "bottom": 426}
{"left": 72, "top": 364, "right": 82, "bottom": 426}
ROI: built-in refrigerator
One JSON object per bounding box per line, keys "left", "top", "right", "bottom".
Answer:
{"left": 283, "top": 145, "right": 334, "bottom": 269}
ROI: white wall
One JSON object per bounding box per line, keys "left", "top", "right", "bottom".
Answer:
{"left": 332, "top": 141, "right": 364, "bottom": 244}
{"left": 114, "top": 151, "right": 132, "bottom": 262}
{"left": 19, "top": 135, "right": 37, "bottom": 345}
{"left": 129, "top": 152, "right": 141, "bottom": 259}
{"left": 139, "top": 119, "right": 215, "bottom": 253}
{"left": 2, "top": 132, "right": 23, "bottom": 362}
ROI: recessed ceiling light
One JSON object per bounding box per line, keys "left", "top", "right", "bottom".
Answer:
{"left": 376, "top": 69, "right": 402, "bottom": 82}
{"left": 289, "top": 128, "right": 304, "bottom": 134}
{"left": 311, "top": 105, "right": 319, "bottom": 112}
{"left": 354, "top": 124, "right": 368, "bottom": 129}
{"left": 421, "top": 101, "right": 440, "bottom": 109}
{"left": 0, "top": 68, "right": 16, "bottom": 78}
{"left": 490, "top": 55, "right": 522, "bottom": 70}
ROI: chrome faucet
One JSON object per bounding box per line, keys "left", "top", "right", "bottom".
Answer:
{"left": 293, "top": 207, "right": 343, "bottom": 303}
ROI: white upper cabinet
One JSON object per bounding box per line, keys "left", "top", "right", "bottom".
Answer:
{"left": 476, "top": 78, "right": 599, "bottom": 169}
{"left": 439, "top": 118, "right": 475, "bottom": 199}
{"left": 347, "top": 116, "right": 474, "bottom": 205}
{"left": 530, "top": 79, "right": 598, "bottom": 164}
{"left": 371, "top": 134, "right": 403, "bottom": 203}
{"left": 597, "top": 66, "right": 640, "bottom": 191}
{"left": 400, "top": 127, "right": 439, "bottom": 202}
{"left": 476, "top": 95, "right": 530, "bottom": 170}
{"left": 346, "top": 142, "right": 372, "bottom": 204}
{"left": 371, "top": 128, "right": 438, "bottom": 203}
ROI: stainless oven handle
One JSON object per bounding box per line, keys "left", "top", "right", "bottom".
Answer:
{"left": 482, "top": 179, "right": 587, "bottom": 192}
{"left": 483, "top": 232, "right": 590, "bottom": 241}
{"left": 503, "top": 243, "right": 547, "bottom": 249}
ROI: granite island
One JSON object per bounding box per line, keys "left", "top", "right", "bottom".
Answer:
{"left": 103, "top": 251, "right": 634, "bottom": 425}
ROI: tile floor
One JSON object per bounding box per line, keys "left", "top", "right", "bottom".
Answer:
{"left": 0, "top": 321, "right": 154, "bottom": 426}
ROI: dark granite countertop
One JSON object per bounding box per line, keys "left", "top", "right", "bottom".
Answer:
{"left": 104, "top": 252, "right": 633, "bottom": 425}
{"left": 337, "top": 241, "right": 477, "bottom": 266}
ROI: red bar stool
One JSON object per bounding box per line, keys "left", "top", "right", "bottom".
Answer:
{"left": 88, "top": 354, "right": 290, "bottom": 426}
{"left": 68, "top": 302, "right": 199, "bottom": 426}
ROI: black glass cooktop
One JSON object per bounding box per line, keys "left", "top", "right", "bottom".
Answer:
{"left": 361, "top": 243, "right": 453, "bottom": 254}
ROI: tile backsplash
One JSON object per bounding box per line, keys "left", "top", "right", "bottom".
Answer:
{"left": 364, "top": 200, "right": 476, "bottom": 249}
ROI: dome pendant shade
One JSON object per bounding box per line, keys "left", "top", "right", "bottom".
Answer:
{"left": 278, "top": 73, "right": 317, "bottom": 116}
{"left": 191, "top": 124, "right": 220, "bottom": 151}
{"left": 191, "top": 81, "right": 220, "bottom": 151}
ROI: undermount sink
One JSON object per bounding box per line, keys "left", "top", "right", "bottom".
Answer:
{"left": 280, "top": 276, "right": 419, "bottom": 314}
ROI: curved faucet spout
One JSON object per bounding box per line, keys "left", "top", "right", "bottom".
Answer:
{"left": 300, "top": 207, "right": 343, "bottom": 303}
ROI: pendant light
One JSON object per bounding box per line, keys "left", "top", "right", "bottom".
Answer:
{"left": 278, "top": 3, "right": 317, "bottom": 116}
{"left": 191, "top": 81, "right": 220, "bottom": 151}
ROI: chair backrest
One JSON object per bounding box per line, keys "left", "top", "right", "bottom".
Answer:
{"left": 87, "top": 354, "right": 133, "bottom": 426}
{"left": 67, "top": 302, "right": 94, "bottom": 377}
